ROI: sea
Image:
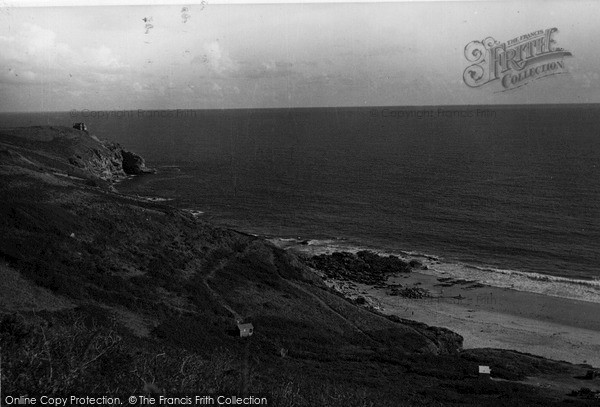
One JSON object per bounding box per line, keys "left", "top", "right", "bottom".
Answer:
{"left": 2, "top": 105, "right": 600, "bottom": 303}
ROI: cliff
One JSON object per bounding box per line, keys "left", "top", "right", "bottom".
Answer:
{"left": 0, "top": 126, "right": 154, "bottom": 187}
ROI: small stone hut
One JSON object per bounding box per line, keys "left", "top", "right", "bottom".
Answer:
{"left": 73, "top": 123, "right": 87, "bottom": 131}
{"left": 237, "top": 322, "right": 254, "bottom": 338}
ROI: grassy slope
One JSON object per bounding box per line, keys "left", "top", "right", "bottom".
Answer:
{"left": 0, "top": 127, "right": 597, "bottom": 406}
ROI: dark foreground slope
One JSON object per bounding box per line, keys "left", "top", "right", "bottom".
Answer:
{"left": 0, "top": 126, "right": 597, "bottom": 406}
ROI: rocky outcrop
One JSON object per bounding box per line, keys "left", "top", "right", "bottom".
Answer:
{"left": 0, "top": 126, "right": 154, "bottom": 183}
{"left": 67, "top": 141, "right": 126, "bottom": 181}
{"left": 121, "top": 150, "right": 155, "bottom": 175}
{"left": 306, "top": 250, "right": 412, "bottom": 285}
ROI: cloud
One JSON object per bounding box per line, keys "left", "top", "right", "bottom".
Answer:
{"left": 211, "top": 82, "right": 223, "bottom": 95}
{"left": 232, "top": 59, "right": 297, "bottom": 80}
{"left": 132, "top": 82, "right": 145, "bottom": 92}
{"left": 0, "top": 68, "right": 37, "bottom": 84}
{"left": 81, "top": 45, "right": 125, "bottom": 70}
{"left": 0, "top": 23, "right": 127, "bottom": 87}
{"left": 1, "top": 23, "right": 72, "bottom": 69}
{"left": 191, "top": 40, "right": 238, "bottom": 76}
{"left": 190, "top": 46, "right": 297, "bottom": 81}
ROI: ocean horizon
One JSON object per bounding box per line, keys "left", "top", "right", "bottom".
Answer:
{"left": 2, "top": 104, "right": 599, "bottom": 302}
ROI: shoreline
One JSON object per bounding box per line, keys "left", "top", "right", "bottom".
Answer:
{"left": 269, "top": 239, "right": 600, "bottom": 369}
{"left": 329, "top": 271, "right": 600, "bottom": 369}
{"left": 268, "top": 237, "right": 600, "bottom": 304}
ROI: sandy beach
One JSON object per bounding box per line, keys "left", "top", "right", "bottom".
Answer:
{"left": 328, "top": 270, "right": 600, "bottom": 370}
{"left": 271, "top": 238, "right": 600, "bottom": 372}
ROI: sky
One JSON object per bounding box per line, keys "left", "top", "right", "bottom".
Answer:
{"left": 1, "top": 0, "right": 599, "bottom": 111}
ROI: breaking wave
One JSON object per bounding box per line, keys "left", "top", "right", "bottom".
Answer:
{"left": 268, "top": 236, "right": 600, "bottom": 304}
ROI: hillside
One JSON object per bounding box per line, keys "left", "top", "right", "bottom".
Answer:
{"left": 0, "top": 126, "right": 597, "bottom": 406}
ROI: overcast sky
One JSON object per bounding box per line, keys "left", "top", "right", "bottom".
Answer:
{"left": 1, "top": 1, "right": 599, "bottom": 111}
